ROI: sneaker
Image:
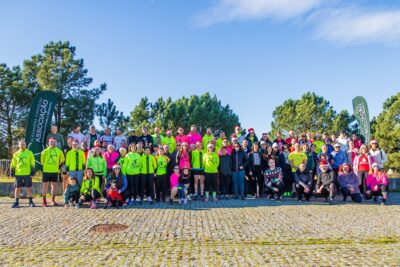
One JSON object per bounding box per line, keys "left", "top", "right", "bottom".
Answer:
{"left": 11, "top": 202, "right": 19, "bottom": 208}
{"left": 373, "top": 197, "right": 378, "bottom": 202}
{"left": 123, "top": 202, "right": 128, "bottom": 207}
{"left": 204, "top": 198, "right": 209, "bottom": 202}
{"left": 276, "top": 196, "right": 281, "bottom": 202}
{"left": 90, "top": 202, "right": 97, "bottom": 209}
{"left": 200, "top": 195, "right": 205, "bottom": 201}
{"left": 29, "top": 202, "right": 36, "bottom": 208}
{"left": 178, "top": 199, "right": 183, "bottom": 204}
{"left": 76, "top": 203, "right": 80, "bottom": 209}
{"left": 187, "top": 195, "right": 192, "bottom": 201}
{"left": 329, "top": 197, "right": 334, "bottom": 205}
{"left": 213, "top": 197, "right": 219, "bottom": 202}
{"left": 381, "top": 201, "right": 386, "bottom": 206}
{"left": 64, "top": 204, "right": 69, "bottom": 208}
{"left": 42, "top": 202, "right": 48, "bottom": 207}
{"left": 183, "top": 198, "right": 188, "bottom": 205}
{"left": 342, "top": 196, "right": 347, "bottom": 202}
{"left": 51, "top": 201, "right": 58, "bottom": 207}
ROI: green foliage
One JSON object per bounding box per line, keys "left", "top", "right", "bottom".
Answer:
{"left": 129, "top": 93, "right": 240, "bottom": 135}
{"left": 372, "top": 92, "right": 400, "bottom": 171}
{"left": 0, "top": 64, "right": 32, "bottom": 158}
{"left": 271, "top": 92, "right": 357, "bottom": 135}
{"left": 97, "top": 98, "right": 129, "bottom": 130}
{"left": 22, "top": 41, "right": 105, "bottom": 136}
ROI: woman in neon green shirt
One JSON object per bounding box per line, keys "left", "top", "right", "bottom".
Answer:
{"left": 203, "top": 143, "right": 220, "bottom": 201}
{"left": 155, "top": 147, "right": 170, "bottom": 202}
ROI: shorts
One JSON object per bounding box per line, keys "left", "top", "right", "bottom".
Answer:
{"left": 15, "top": 176, "right": 32, "bottom": 188}
{"left": 43, "top": 172, "right": 59, "bottom": 183}
{"left": 192, "top": 169, "right": 204, "bottom": 176}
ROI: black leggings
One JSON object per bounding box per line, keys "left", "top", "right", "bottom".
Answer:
{"left": 265, "top": 181, "right": 284, "bottom": 197}
{"left": 140, "top": 174, "right": 154, "bottom": 199}
{"left": 219, "top": 174, "right": 231, "bottom": 195}
{"left": 126, "top": 174, "right": 140, "bottom": 199}
{"left": 253, "top": 165, "right": 263, "bottom": 195}
{"left": 205, "top": 173, "right": 218, "bottom": 193}
{"left": 365, "top": 185, "right": 389, "bottom": 200}
{"left": 295, "top": 184, "right": 312, "bottom": 200}
{"left": 155, "top": 174, "right": 168, "bottom": 201}
{"left": 79, "top": 190, "right": 101, "bottom": 203}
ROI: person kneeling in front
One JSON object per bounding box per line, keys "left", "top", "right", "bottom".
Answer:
{"left": 77, "top": 168, "right": 101, "bottom": 209}
{"left": 294, "top": 163, "right": 312, "bottom": 201}
{"left": 338, "top": 163, "right": 362, "bottom": 203}
{"left": 104, "top": 164, "right": 129, "bottom": 208}
{"left": 313, "top": 160, "right": 336, "bottom": 204}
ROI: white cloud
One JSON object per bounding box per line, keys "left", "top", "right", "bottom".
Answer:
{"left": 313, "top": 7, "right": 400, "bottom": 45}
{"left": 194, "top": 0, "right": 322, "bottom": 27}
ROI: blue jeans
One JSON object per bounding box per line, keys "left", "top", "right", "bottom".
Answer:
{"left": 232, "top": 170, "right": 245, "bottom": 197}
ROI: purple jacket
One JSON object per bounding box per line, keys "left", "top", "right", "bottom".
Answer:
{"left": 338, "top": 172, "right": 360, "bottom": 194}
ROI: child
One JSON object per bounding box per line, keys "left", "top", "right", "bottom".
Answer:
{"left": 64, "top": 177, "right": 80, "bottom": 208}
{"left": 105, "top": 180, "right": 123, "bottom": 209}
{"left": 177, "top": 167, "right": 190, "bottom": 204}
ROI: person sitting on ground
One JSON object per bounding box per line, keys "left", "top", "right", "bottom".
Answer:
{"left": 338, "top": 163, "right": 362, "bottom": 203}
{"left": 77, "top": 168, "right": 101, "bottom": 209}
{"left": 294, "top": 163, "right": 312, "bottom": 201}
{"left": 177, "top": 167, "right": 191, "bottom": 205}
{"left": 64, "top": 177, "right": 80, "bottom": 208}
{"left": 313, "top": 160, "right": 336, "bottom": 204}
{"left": 365, "top": 163, "right": 389, "bottom": 205}
{"left": 263, "top": 158, "right": 284, "bottom": 201}
{"left": 104, "top": 164, "right": 129, "bottom": 208}
{"left": 169, "top": 165, "right": 181, "bottom": 204}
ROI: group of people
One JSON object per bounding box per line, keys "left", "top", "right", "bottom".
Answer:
{"left": 9, "top": 123, "right": 390, "bottom": 208}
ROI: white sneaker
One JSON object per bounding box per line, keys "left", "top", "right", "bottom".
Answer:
{"left": 178, "top": 199, "right": 183, "bottom": 204}
{"left": 187, "top": 195, "right": 192, "bottom": 201}
{"left": 183, "top": 198, "right": 188, "bottom": 205}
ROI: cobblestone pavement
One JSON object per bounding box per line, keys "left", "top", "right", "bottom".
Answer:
{"left": 0, "top": 194, "right": 399, "bottom": 266}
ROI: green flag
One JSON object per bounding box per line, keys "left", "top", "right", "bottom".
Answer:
{"left": 25, "top": 91, "right": 57, "bottom": 170}
{"left": 352, "top": 96, "right": 371, "bottom": 144}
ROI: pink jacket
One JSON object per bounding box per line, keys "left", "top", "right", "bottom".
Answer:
{"left": 175, "top": 134, "right": 188, "bottom": 144}
{"left": 170, "top": 173, "right": 180, "bottom": 189}
{"left": 104, "top": 151, "right": 119, "bottom": 169}
{"left": 187, "top": 132, "right": 202, "bottom": 146}
{"left": 178, "top": 151, "right": 191, "bottom": 170}
{"left": 366, "top": 172, "right": 388, "bottom": 191}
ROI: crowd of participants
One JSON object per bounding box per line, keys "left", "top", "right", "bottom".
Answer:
{"left": 9, "top": 123, "right": 390, "bottom": 208}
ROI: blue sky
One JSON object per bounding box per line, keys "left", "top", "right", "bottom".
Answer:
{"left": 1, "top": 0, "right": 400, "bottom": 136}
